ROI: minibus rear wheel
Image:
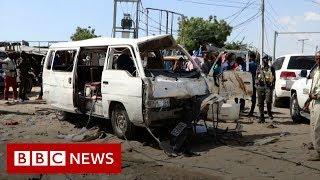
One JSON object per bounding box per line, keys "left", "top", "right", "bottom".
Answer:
{"left": 111, "top": 104, "right": 135, "bottom": 140}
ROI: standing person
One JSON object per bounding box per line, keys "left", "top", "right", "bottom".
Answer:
{"left": 0, "top": 52, "right": 18, "bottom": 100}
{"left": 17, "top": 51, "right": 31, "bottom": 101}
{"left": 221, "top": 53, "right": 235, "bottom": 71}
{"left": 248, "top": 52, "right": 258, "bottom": 116}
{"left": 306, "top": 51, "right": 320, "bottom": 161}
{"left": 256, "top": 55, "right": 275, "bottom": 123}
{"left": 201, "top": 52, "right": 213, "bottom": 74}
{"left": 36, "top": 56, "right": 45, "bottom": 100}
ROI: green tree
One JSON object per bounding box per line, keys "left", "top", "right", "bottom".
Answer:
{"left": 224, "top": 41, "right": 249, "bottom": 50}
{"left": 70, "top": 26, "right": 100, "bottom": 41}
{"left": 177, "top": 16, "right": 232, "bottom": 51}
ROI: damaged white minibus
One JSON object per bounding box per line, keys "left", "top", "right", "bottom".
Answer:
{"left": 43, "top": 35, "right": 210, "bottom": 139}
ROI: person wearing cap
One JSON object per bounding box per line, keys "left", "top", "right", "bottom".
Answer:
{"left": 255, "top": 55, "right": 275, "bottom": 123}
{"left": 0, "top": 52, "right": 18, "bottom": 100}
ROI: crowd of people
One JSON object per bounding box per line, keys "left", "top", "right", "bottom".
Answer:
{"left": 0, "top": 51, "right": 42, "bottom": 102}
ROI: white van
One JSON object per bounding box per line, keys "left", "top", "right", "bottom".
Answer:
{"left": 43, "top": 35, "right": 210, "bottom": 139}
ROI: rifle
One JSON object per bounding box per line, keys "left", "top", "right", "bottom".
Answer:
{"left": 303, "top": 96, "right": 312, "bottom": 111}
{"left": 303, "top": 75, "right": 316, "bottom": 111}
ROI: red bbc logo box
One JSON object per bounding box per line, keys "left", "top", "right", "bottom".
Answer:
{"left": 6, "top": 143, "right": 121, "bottom": 174}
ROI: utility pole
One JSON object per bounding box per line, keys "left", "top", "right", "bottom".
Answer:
{"left": 146, "top": 9, "right": 149, "bottom": 36}
{"left": 273, "top": 31, "right": 278, "bottom": 63}
{"left": 166, "top": 11, "right": 169, "bottom": 34}
{"left": 273, "top": 31, "right": 320, "bottom": 60}
{"left": 260, "top": 0, "right": 265, "bottom": 65}
{"left": 298, "top": 39, "right": 309, "bottom": 54}
{"left": 316, "top": 45, "right": 318, "bottom": 52}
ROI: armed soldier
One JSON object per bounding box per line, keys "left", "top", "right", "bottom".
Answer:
{"left": 17, "top": 51, "right": 31, "bottom": 101}
{"left": 256, "top": 55, "right": 276, "bottom": 123}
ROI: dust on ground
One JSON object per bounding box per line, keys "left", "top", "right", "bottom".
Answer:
{"left": 0, "top": 89, "right": 320, "bottom": 180}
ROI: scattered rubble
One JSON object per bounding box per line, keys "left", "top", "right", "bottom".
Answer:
{"left": 254, "top": 137, "right": 279, "bottom": 146}
{"left": 56, "top": 127, "right": 107, "bottom": 142}
{"left": 5, "top": 121, "right": 19, "bottom": 125}
{"left": 266, "top": 124, "right": 277, "bottom": 129}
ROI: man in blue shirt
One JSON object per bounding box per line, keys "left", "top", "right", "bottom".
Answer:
{"left": 248, "top": 52, "right": 258, "bottom": 116}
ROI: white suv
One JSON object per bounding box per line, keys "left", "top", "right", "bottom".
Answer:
{"left": 290, "top": 66, "right": 316, "bottom": 122}
{"left": 272, "top": 54, "right": 315, "bottom": 106}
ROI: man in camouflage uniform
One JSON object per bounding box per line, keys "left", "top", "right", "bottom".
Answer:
{"left": 17, "top": 51, "right": 31, "bottom": 101}
{"left": 256, "top": 55, "right": 276, "bottom": 123}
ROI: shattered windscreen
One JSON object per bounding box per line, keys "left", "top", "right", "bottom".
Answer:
{"left": 139, "top": 45, "right": 200, "bottom": 78}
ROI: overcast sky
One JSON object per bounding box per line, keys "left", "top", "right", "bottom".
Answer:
{"left": 0, "top": 0, "right": 320, "bottom": 57}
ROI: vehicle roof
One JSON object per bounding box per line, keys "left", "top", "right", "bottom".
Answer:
{"left": 277, "top": 54, "right": 314, "bottom": 58}
{"left": 50, "top": 34, "right": 173, "bottom": 48}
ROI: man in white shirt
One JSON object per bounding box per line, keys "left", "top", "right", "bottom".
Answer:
{"left": 308, "top": 51, "right": 320, "bottom": 161}
{"left": 0, "top": 52, "right": 18, "bottom": 100}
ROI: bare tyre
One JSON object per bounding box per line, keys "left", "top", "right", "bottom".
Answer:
{"left": 111, "top": 104, "right": 135, "bottom": 139}
{"left": 290, "top": 93, "right": 302, "bottom": 123}
{"left": 56, "top": 111, "right": 72, "bottom": 121}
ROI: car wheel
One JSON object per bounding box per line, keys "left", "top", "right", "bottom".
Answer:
{"left": 290, "top": 93, "right": 302, "bottom": 123}
{"left": 111, "top": 104, "right": 135, "bottom": 139}
{"left": 56, "top": 111, "right": 71, "bottom": 121}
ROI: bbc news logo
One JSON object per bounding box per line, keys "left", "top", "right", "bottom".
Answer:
{"left": 7, "top": 144, "right": 121, "bottom": 174}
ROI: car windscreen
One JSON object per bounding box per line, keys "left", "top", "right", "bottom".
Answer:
{"left": 287, "top": 56, "right": 315, "bottom": 70}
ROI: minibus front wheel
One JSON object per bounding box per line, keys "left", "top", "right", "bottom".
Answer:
{"left": 111, "top": 104, "right": 135, "bottom": 140}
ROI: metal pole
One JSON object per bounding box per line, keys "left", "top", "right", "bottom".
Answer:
{"left": 298, "top": 39, "right": 308, "bottom": 54}
{"left": 273, "top": 31, "right": 277, "bottom": 62}
{"left": 146, "top": 9, "right": 149, "bottom": 36}
{"left": 166, "top": 11, "right": 169, "bottom": 34}
{"left": 171, "top": 12, "right": 174, "bottom": 35}
{"left": 135, "top": 0, "right": 140, "bottom": 38}
{"left": 260, "top": 0, "right": 265, "bottom": 65}
{"left": 112, "top": 0, "right": 117, "bottom": 38}
{"left": 316, "top": 45, "right": 319, "bottom": 52}
{"left": 159, "top": 11, "right": 162, "bottom": 34}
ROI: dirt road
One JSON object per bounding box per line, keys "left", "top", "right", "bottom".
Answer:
{"left": 0, "top": 91, "right": 320, "bottom": 180}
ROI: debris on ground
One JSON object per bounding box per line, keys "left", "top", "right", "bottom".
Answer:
{"left": 280, "top": 132, "right": 290, "bottom": 137}
{"left": 35, "top": 108, "right": 56, "bottom": 115}
{"left": 5, "top": 121, "right": 19, "bottom": 125}
{"left": 56, "top": 127, "right": 106, "bottom": 142}
{"left": 302, "top": 142, "right": 314, "bottom": 150}
{"left": 272, "top": 150, "right": 286, "bottom": 154}
{"left": 266, "top": 124, "right": 277, "bottom": 129}
{"left": 254, "top": 137, "right": 279, "bottom": 146}
{"left": 35, "top": 132, "right": 49, "bottom": 136}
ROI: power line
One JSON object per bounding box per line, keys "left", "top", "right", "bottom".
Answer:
{"left": 264, "top": 21, "right": 272, "bottom": 53}
{"left": 305, "top": 0, "right": 320, "bottom": 6}
{"left": 230, "top": 26, "right": 247, "bottom": 42}
{"left": 265, "top": 6, "right": 317, "bottom": 49}
{"left": 233, "top": 10, "right": 261, "bottom": 29}
{"left": 228, "top": 0, "right": 257, "bottom": 24}
{"left": 175, "top": 0, "right": 246, "bottom": 8}
{"left": 266, "top": 0, "right": 280, "bottom": 17}
{"left": 196, "top": 0, "right": 259, "bottom": 6}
